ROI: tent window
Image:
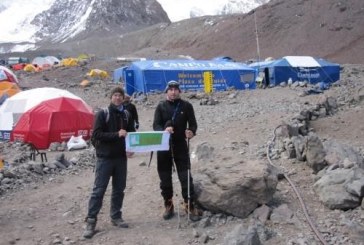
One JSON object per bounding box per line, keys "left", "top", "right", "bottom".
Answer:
{"left": 240, "top": 73, "right": 255, "bottom": 83}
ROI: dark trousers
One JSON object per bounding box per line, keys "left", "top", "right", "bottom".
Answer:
{"left": 157, "top": 140, "right": 194, "bottom": 202}
{"left": 87, "top": 157, "right": 127, "bottom": 220}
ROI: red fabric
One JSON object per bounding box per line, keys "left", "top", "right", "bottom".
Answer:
{"left": 10, "top": 63, "right": 26, "bottom": 71}
{"left": 1, "top": 69, "right": 18, "bottom": 83}
{"left": 11, "top": 97, "right": 94, "bottom": 149}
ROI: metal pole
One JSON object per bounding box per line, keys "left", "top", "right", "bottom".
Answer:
{"left": 254, "top": 10, "right": 261, "bottom": 62}
{"left": 187, "top": 139, "right": 191, "bottom": 223}
{"left": 170, "top": 140, "right": 181, "bottom": 229}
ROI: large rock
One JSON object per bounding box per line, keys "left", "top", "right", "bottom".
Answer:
{"left": 324, "top": 140, "right": 364, "bottom": 169}
{"left": 304, "top": 134, "right": 327, "bottom": 173}
{"left": 313, "top": 167, "right": 364, "bottom": 209}
{"left": 194, "top": 159, "right": 278, "bottom": 218}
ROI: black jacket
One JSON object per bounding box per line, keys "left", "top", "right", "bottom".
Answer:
{"left": 124, "top": 101, "right": 139, "bottom": 128}
{"left": 92, "top": 104, "right": 135, "bottom": 158}
{"left": 153, "top": 98, "right": 197, "bottom": 142}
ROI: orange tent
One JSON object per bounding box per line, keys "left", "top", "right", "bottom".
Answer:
{"left": 0, "top": 82, "right": 21, "bottom": 105}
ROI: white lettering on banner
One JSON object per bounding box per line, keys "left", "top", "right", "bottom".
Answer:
{"left": 297, "top": 72, "right": 320, "bottom": 79}
{"left": 153, "top": 61, "right": 241, "bottom": 69}
{"left": 60, "top": 132, "right": 76, "bottom": 139}
{"left": 12, "top": 133, "right": 24, "bottom": 141}
{"left": 77, "top": 130, "right": 88, "bottom": 137}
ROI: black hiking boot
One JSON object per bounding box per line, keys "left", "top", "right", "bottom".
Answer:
{"left": 83, "top": 217, "right": 97, "bottom": 239}
{"left": 111, "top": 218, "right": 129, "bottom": 228}
{"left": 163, "top": 199, "right": 174, "bottom": 220}
{"left": 184, "top": 201, "right": 203, "bottom": 222}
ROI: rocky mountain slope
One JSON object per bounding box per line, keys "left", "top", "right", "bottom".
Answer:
{"left": 3, "top": 0, "right": 364, "bottom": 65}
{"left": 0, "top": 0, "right": 170, "bottom": 54}
{"left": 31, "top": 0, "right": 364, "bottom": 64}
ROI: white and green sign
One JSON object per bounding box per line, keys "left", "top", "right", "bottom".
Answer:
{"left": 126, "top": 131, "right": 170, "bottom": 152}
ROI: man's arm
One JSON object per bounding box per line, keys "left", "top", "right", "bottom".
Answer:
{"left": 133, "top": 104, "right": 139, "bottom": 124}
{"left": 92, "top": 110, "right": 119, "bottom": 142}
{"left": 153, "top": 103, "right": 165, "bottom": 131}
{"left": 186, "top": 102, "right": 197, "bottom": 136}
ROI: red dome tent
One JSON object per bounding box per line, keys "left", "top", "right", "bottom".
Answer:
{"left": 2, "top": 87, "right": 94, "bottom": 149}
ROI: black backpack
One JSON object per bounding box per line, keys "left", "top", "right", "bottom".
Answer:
{"left": 91, "top": 108, "right": 129, "bottom": 147}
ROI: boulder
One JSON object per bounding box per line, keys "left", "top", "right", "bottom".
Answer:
{"left": 194, "top": 159, "right": 278, "bottom": 218}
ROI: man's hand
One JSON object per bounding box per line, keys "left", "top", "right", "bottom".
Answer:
{"left": 118, "top": 129, "right": 127, "bottom": 137}
{"left": 165, "top": 126, "right": 174, "bottom": 134}
{"left": 185, "top": 129, "right": 194, "bottom": 139}
{"left": 126, "top": 151, "right": 134, "bottom": 158}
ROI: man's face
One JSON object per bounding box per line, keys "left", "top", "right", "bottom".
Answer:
{"left": 111, "top": 92, "right": 124, "bottom": 106}
{"left": 166, "top": 87, "right": 180, "bottom": 101}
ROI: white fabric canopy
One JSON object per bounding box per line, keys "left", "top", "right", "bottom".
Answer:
{"left": 284, "top": 56, "right": 321, "bottom": 67}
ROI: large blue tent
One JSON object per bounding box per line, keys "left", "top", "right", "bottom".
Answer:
{"left": 249, "top": 56, "right": 340, "bottom": 86}
{"left": 122, "top": 59, "right": 256, "bottom": 94}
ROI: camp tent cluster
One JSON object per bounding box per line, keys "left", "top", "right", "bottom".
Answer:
{"left": 0, "top": 87, "right": 94, "bottom": 149}
{"left": 115, "top": 56, "right": 340, "bottom": 95}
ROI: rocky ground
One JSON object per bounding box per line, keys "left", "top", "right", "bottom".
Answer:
{"left": 0, "top": 61, "right": 364, "bottom": 245}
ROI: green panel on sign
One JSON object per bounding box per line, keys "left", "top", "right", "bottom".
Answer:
{"left": 130, "top": 133, "right": 163, "bottom": 146}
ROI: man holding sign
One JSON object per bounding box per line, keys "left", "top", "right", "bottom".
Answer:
{"left": 153, "top": 80, "right": 202, "bottom": 221}
{"left": 83, "top": 87, "right": 135, "bottom": 239}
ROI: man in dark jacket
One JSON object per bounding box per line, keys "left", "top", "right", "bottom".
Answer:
{"left": 123, "top": 94, "right": 139, "bottom": 130}
{"left": 153, "top": 80, "right": 202, "bottom": 221}
{"left": 83, "top": 87, "right": 135, "bottom": 239}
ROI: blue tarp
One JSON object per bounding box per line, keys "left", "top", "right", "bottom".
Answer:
{"left": 113, "top": 66, "right": 128, "bottom": 83}
{"left": 123, "top": 60, "right": 256, "bottom": 94}
{"left": 249, "top": 56, "right": 340, "bottom": 86}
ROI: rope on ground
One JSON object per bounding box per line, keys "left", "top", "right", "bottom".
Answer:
{"left": 266, "top": 125, "right": 329, "bottom": 245}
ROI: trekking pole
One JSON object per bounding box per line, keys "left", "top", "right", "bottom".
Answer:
{"left": 170, "top": 140, "right": 181, "bottom": 229}
{"left": 187, "top": 138, "right": 191, "bottom": 223}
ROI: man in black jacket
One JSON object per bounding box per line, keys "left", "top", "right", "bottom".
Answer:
{"left": 153, "top": 80, "right": 202, "bottom": 221}
{"left": 83, "top": 87, "right": 135, "bottom": 239}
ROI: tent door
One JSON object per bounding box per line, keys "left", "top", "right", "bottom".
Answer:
{"left": 264, "top": 68, "right": 270, "bottom": 87}
{"left": 125, "top": 70, "right": 135, "bottom": 95}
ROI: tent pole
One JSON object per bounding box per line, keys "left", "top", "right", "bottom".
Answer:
{"left": 254, "top": 10, "right": 261, "bottom": 63}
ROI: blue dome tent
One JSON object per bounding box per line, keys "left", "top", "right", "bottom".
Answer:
{"left": 249, "top": 56, "right": 340, "bottom": 87}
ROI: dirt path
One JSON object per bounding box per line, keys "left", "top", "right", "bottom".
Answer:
{"left": 0, "top": 152, "right": 207, "bottom": 245}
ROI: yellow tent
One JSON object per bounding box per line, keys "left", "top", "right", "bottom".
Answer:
{"left": 0, "top": 82, "right": 21, "bottom": 104}
{"left": 23, "top": 64, "right": 39, "bottom": 72}
{"left": 61, "top": 58, "right": 78, "bottom": 67}
{"left": 87, "top": 69, "right": 109, "bottom": 79}
{"left": 78, "top": 53, "right": 89, "bottom": 61}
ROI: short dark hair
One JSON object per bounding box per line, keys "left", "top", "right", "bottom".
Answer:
{"left": 110, "top": 87, "right": 125, "bottom": 98}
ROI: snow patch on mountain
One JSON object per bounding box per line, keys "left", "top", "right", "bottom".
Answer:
{"left": 157, "top": 0, "right": 270, "bottom": 22}
{"left": 0, "top": 0, "right": 56, "bottom": 43}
